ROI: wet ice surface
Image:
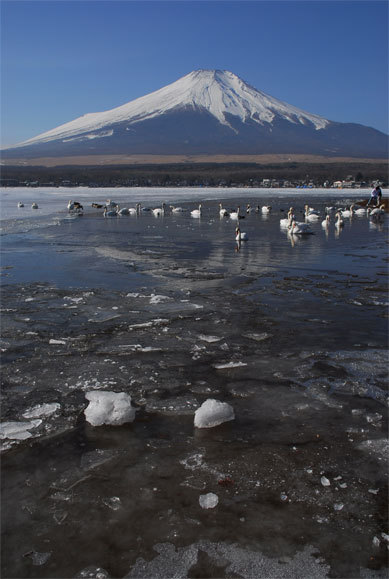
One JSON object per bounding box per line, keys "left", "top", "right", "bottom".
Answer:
{"left": 1, "top": 188, "right": 388, "bottom": 578}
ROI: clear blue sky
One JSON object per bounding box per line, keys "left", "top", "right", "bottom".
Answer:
{"left": 1, "top": 0, "right": 388, "bottom": 146}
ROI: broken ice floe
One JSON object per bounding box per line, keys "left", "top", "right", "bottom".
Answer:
{"left": 0, "top": 419, "right": 42, "bottom": 441}
{"left": 102, "top": 496, "right": 122, "bottom": 511}
{"left": 22, "top": 403, "right": 60, "bottom": 419}
{"left": 149, "top": 294, "right": 172, "bottom": 304}
{"left": 84, "top": 391, "right": 136, "bottom": 426}
{"left": 117, "top": 344, "right": 162, "bottom": 353}
{"left": 194, "top": 399, "right": 235, "bottom": 429}
{"left": 128, "top": 319, "right": 169, "bottom": 330}
{"left": 198, "top": 334, "right": 222, "bottom": 343}
{"left": 88, "top": 312, "right": 121, "bottom": 323}
{"left": 212, "top": 361, "right": 247, "bottom": 369}
{"left": 75, "top": 566, "right": 110, "bottom": 578}
{"left": 63, "top": 296, "right": 84, "bottom": 303}
{"left": 243, "top": 332, "right": 272, "bottom": 342}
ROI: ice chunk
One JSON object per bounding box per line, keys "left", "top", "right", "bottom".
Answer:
{"left": 75, "top": 566, "right": 110, "bottom": 578}
{"left": 149, "top": 294, "right": 171, "bottom": 304}
{"left": 213, "top": 361, "right": 247, "bottom": 369}
{"left": 320, "top": 476, "right": 331, "bottom": 487}
{"left": 102, "top": 497, "right": 121, "bottom": 511}
{"left": 84, "top": 391, "right": 136, "bottom": 426}
{"left": 0, "top": 419, "right": 42, "bottom": 440}
{"left": 199, "top": 492, "right": 219, "bottom": 509}
{"left": 49, "top": 339, "right": 67, "bottom": 345}
{"left": 194, "top": 399, "right": 235, "bottom": 429}
{"left": 198, "top": 335, "right": 222, "bottom": 343}
{"left": 64, "top": 296, "right": 84, "bottom": 303}
{"left": 22, "top": 403, "right": 60, "bottom": 419}
{"left": 243, "top": 332, "right": 271, "bottom": 342}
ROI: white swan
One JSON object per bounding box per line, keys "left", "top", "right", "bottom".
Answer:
{"left": 340, "top": 204, "right": 354, "bottom": 218}
{"left": 219, "top": 203, "right": 229, "bottom": 217}
{"left": 127, "top": 205, "right": 138, "bottom": 215}
{"left": 261, "top": 205, "right": 272, "bottom": 214}
{"left": 289, "top": 220, "right": 312, "bottom": 234}
{"left": 31, "top": 202, "right": 38, "bottom": 209}
{"left": 280, "top": 207, "right": 295, "bottom": 228}
{"left": 354, "top": 206, "right": 367, "bottom": 215}
{"left": 305, "top": 205, "right": 319, "bottom": 214}
{"left": 235, "top": 227, "right": 248, "bottom": 241}
{"left": 229, "top": 206, "right": 240, "bottom": 220}
{"left": 321, "top": 215, "right": 330, "bottom": 228}
{"left": 305, "top": 213, "right": 320, "bottom": 222}
{"left": 191, "top": 204, "right": 202, "bottom": 218}
{"left": 17, "top": 202, "right": 24, "bottom": 208}
{"left": 334, "top": 212, "right": 344, "bottom": 227}
{"left": 368, "top": 204, "right": 385, "bottom": 218}
{"left": 152, "top": 203, "right": 166, "bottom": 217}
{"left": 170, "top": 205, "right": 186, "bottom": 213}
{"left": 304, "top": 205, "right": 320, "bottom": 221}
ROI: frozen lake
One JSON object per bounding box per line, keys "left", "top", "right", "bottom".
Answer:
{"left": 1, "top": 187, "right": 388, "bottom": 578}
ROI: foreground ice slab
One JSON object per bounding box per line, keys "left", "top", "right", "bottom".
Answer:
{"left": 84, "top": 391, "right": 136, "bottom": 426}
{"left": 194, "top": 399, "right": 235, "bottom": 429}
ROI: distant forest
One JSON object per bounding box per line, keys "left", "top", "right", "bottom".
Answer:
{"left": 1, "top": 161, "right": 388, "bottom": 188}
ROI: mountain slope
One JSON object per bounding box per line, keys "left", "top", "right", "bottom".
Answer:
{"left": 2, "top": 70, "right": 388, "bottom": 159}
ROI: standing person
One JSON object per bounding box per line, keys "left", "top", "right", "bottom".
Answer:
{"left": 367, "top": 185, "right": 379, "bottom": 207}
{"left": 376, "top": 185, "right": 382, "bottom": 205}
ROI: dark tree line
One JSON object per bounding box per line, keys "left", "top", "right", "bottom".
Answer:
{"left": 1, "top": 161, "right": 387, "bottom": 187}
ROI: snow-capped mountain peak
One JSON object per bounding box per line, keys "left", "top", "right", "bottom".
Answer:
{"left": 4, "top": 69, "right": 387, "bottom": 160}
{"left": 15, "top": 69, "right": 329, "bottom": 147}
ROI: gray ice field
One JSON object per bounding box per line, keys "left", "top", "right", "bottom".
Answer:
{"left": 1, "top": 187, "right": 388, "bottom": 578}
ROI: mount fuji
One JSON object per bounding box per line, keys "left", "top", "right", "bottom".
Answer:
{"left": 2, "top": 69, "right": 388, "bottom": 160}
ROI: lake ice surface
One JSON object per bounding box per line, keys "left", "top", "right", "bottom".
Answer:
{"left": 0, "top": 187, "right": 388, "bottom": 578}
